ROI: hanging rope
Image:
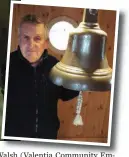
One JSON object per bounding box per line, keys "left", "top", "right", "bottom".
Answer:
{"left": 73, "top": 91, "right": 83, "bottom": 126}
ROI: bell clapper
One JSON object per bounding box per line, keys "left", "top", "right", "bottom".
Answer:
{"left": 73, "top": 91, "right": 83, "bottom": 126}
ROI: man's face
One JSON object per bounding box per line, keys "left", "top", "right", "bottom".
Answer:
{"left": 19, "top": 23, "right": 48, "bottom": 63}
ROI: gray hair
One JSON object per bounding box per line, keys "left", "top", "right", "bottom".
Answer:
{"left": 18, "top": 14, "right": 49, "bottom": 40}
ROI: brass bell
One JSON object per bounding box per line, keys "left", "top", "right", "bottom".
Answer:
{"left": 49, "top": 9, "right": 112, "bottom": 91}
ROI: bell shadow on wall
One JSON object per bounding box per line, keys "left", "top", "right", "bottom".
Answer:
{"left": 1, "top": 0, "right": 119, "bottom": 146}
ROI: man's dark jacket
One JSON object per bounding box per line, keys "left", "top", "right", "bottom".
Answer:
{"left": 1, "top": 48, "right": 79, "bottom": 139}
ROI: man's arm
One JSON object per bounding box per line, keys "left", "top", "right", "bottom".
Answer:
{"left": 59, "top": 86, "right": 79, "bottom": 101}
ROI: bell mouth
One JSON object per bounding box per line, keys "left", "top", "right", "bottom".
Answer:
{"left": 49, "top": 62, "right": 112, "bottom": 91}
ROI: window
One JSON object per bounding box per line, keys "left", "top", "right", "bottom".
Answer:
{"left": 48, "top": 16, "right": 78, "bottom": 54}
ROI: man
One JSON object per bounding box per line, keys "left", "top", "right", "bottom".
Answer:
{"left": 1, "top": 14, "right": 79, "bottom": 139}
